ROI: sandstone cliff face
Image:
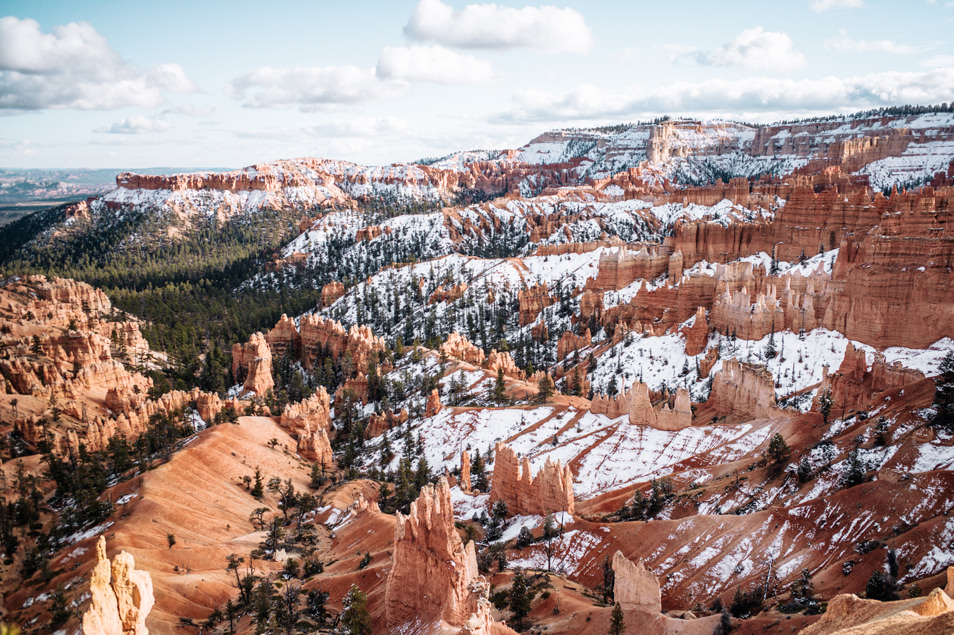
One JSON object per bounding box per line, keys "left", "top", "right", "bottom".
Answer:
{"left": 460, "top": 450, "right": 472, "bottom": 492}
{"left": 590, "top": 380, "right": 691, "bottom": 430}
{"left": 0, "top": 276, "right": 239, "bottom": 456}
{"left": 557, "top": 329, "right": 591, "bottom": 361}
{"left": 230, "top": 332, "right": 273, "bottom": 396}
{"left": 441, "top": 331, "right": 486, "bottom": 366}
{"left": 279, "top": 388, "right": 334, "bottom": 467}
{"left": 385, "top": 477, "right": 480, "bottom": 627}
{"left": 518, "top": 284, "right": 554, "bottom": 326}
{"left": 818, "top": 343, "right": 926, "bottom": 414}
{"left": 485, "top": 349, "right": 522, "bottom": 379}
{"left": 489, "top": 443, "right": 574, "bottom": 516}
{"left": 320, "top": 281, "right": 346, "bottom": 308}
{"left": 683, "top": 306, "right": 709, "bottom": 356}
{"left": 800, "top": 588, "right": 954, "bottom": 635}
{"left": 707, "top": 358, "right": 777, "bottom": 420}
{"left": 612, "top": 550, "right": 661, "bottom": 614}
{"left": 425, "top": 388, "right": 443, "bottom": 417}
{"left": 82, "top": 536, "right": 154, "bottom": 635}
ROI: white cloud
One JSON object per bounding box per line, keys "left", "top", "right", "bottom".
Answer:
{"left": 498, "top": 67, "right": 954, "bottom": 122}
{"left": 695, "top": 27, "right": 806, "bottom": 72}
{"left": 97, "top": 115, "right": 172, "bottom": 135}
{"left": 236, "top": 117, "right": 409, "bottom": 140}
{"left": 307, "top": 117, "right": 409, "bottom": 138}
{"left": 404, "top": 0, "right": 593, "bottom": 53}
{"left": 923, "top": 54, "right": 954, "bottom": 67}
{"left": 0, "top": 17, "right": 196, "bottom": 111}
{"left": 162, "top": 104, "right": 215, "bottom": 117}
{"left": 825, "top": 31, "right": 919, "bottom": 54}
{"left": 377, "top": 45, "right": 494, "bottom": 84}
{"left": 810, "top": 0, "right": 865, "bottom": 12}
{"left": 228, "top": 66, "right": 406, "bottom": 109}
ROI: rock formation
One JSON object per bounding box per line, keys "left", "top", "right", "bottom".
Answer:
{"left": 385, "top": 477, "right": 479, "bottom": 627}
{"left": 425, "top": 388, "right": 443, "bottom": 417}
{"left": 489, "top": 443, "right": 574, "bottom": 516}
{"left": 801, "top": 588, "right": 954, "bottom": 635}
{"left": 655, "top": 388, "right": 693, "bottom": 431}
{"left": 441, "top": 331, "right": 486, "bottom": 366}
{"left": 230, "top": 332, "right": 273, "bottom": 396}
{"left": 485, "top": 349, "right": 522, "bottom": 379}
{"left": 817, "top": 343, "right": 927, "bottom": 414}
{"left": 460, "top": 450, "right": 472, "bottom": 492}
{"left": 707, "top": 358, "right": 777, "bottom": 420}
{"left": 683, "top": 306, "right": 709, "bottom": 356}
{"left": 320, "top": 281, "right": 346, "bottom": 307}
{"left": 279, "top": 389, "right": 334, "bottom": 467}
{"left": 365, "top": 407, "right": 408, "bottom": 438}
{"left": 612, "top": 550, "right": 662, "bottom": 614}
{"left": 590, "top": 380, "right": 691, "bottom": 430}
{"left": 82, "top": 536, "right": 154, "bottom": 635}
{"left": 518, "top": 284, "right": 553, "bottom": 326}
{"left": 557, "top": 328, "right": 591, "bottom": 361}
{"left": 385, "top": 477, "right": 517, "bottom": 633}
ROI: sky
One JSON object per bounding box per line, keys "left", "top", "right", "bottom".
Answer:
{"left": 1, "top": 0, "right": 953, "bottom": 170}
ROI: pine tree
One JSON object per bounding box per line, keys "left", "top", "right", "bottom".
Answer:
{"left": 933, "top": 350, "right": 954, "bottom": 433}
{"left": 493, "top": 366, "right": 507, "bottom": 403}
{"left": 842, "top": 449, "right": 866, "bottom": 488}
{"left": 251, "top": 466, "right": 264, "bottom": 499}
{"left": 765, "top": 433, "right": 790, "bottom": 473}
{"left": 536, "top": 373, "right": 554, "bottom": 403}
{"left": 819, "top": 389, "right": 833, "bottom": 424}
{"left": 340, "top": 584, "right": 372, "bottom": 635}
{"left": 509, "top": 572, "right": 532, "bottom": 630}
{"left": 609, "top": 602, "right": 625, "bottom": 635}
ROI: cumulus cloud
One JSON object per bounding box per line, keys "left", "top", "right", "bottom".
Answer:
{"left": 97, "top": 115, "right": 172, "bottom": 135}
{"left": 0, "top": 17, "right": 196, "bottom": 111}
{"left": 377, "top": 45, "right": 494, "bottom": 84}
{"left": 810, "top": 0, "right": 865, "bottom": 11}
{"left": 404, "top": 0, "right": 593, "bottom": 53}
{"left": 695, "top": 27, "right": 806, "bottom": 72}
{"left": 228, "top": 65, "right": 406, "bottom": 109}
{"left": 498, "top": 67, "right": 954, "bottom": 122}
{"left": 825, "top": 31, "right": 919, "bottom": 54}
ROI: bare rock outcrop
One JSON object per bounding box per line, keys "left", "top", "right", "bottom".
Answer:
{"left": 460, "top": 450, "right": 472, "bottom": 492}
{"left": 385, "top": 477, "right": 480, "bottom": 627}
{"left": 231, "top": 332, "right": 273, "bottom": 396}
{"left": 612, "top": 550, "right": 661, "bottom": 614}
{"left": 800, "top": 588, "right": 954, "bottom": 635}
{"left": 485, "top": 349, "right": 522, "bottom": 379}
{"left": 557, "top": 328, "right": 592, "bottom": 361}
{"left": 518, "top": 284, "right": 554, "bottom": 326}
{"left": 385, "top": 477, "right": 515, "bottom": 633}
{"left": 683, "top": 306, "right": 709, "bottom": 356}
{"left": 320, "top": 281, "right": 346, "bottom": 307}
{"left": 489, "top": 443, "right": 574, "bottom": 516}
{"left": 707, "top": 358, "right": 777, "bottom": 419}
{"left": 816, "top": 342, "right": 926, "bottom": 414}
{"left": 590, "top": 380, "right": 691, "bottom": 430}
{"left": 655, "top": 388, "right": 692, "bottom": 431}
{"left": 426, "top": 388, "right": 443, "bottom": 417}
{"left": 82, "top": 536, "right": 154, "bottom": 635}
{"left": 441, "top": 331, "right": 486, "bottom": 366}
{"left": 280, "top": 389, "right": 334, "bottom": 467}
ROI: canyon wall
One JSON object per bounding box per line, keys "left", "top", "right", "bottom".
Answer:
{"left": 489, "top": 443, "right": 574, "bottom": 516}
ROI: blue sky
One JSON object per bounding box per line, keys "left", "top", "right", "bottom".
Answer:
{"left": 1, "top": 0, "right": 953, "bottom": 169}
